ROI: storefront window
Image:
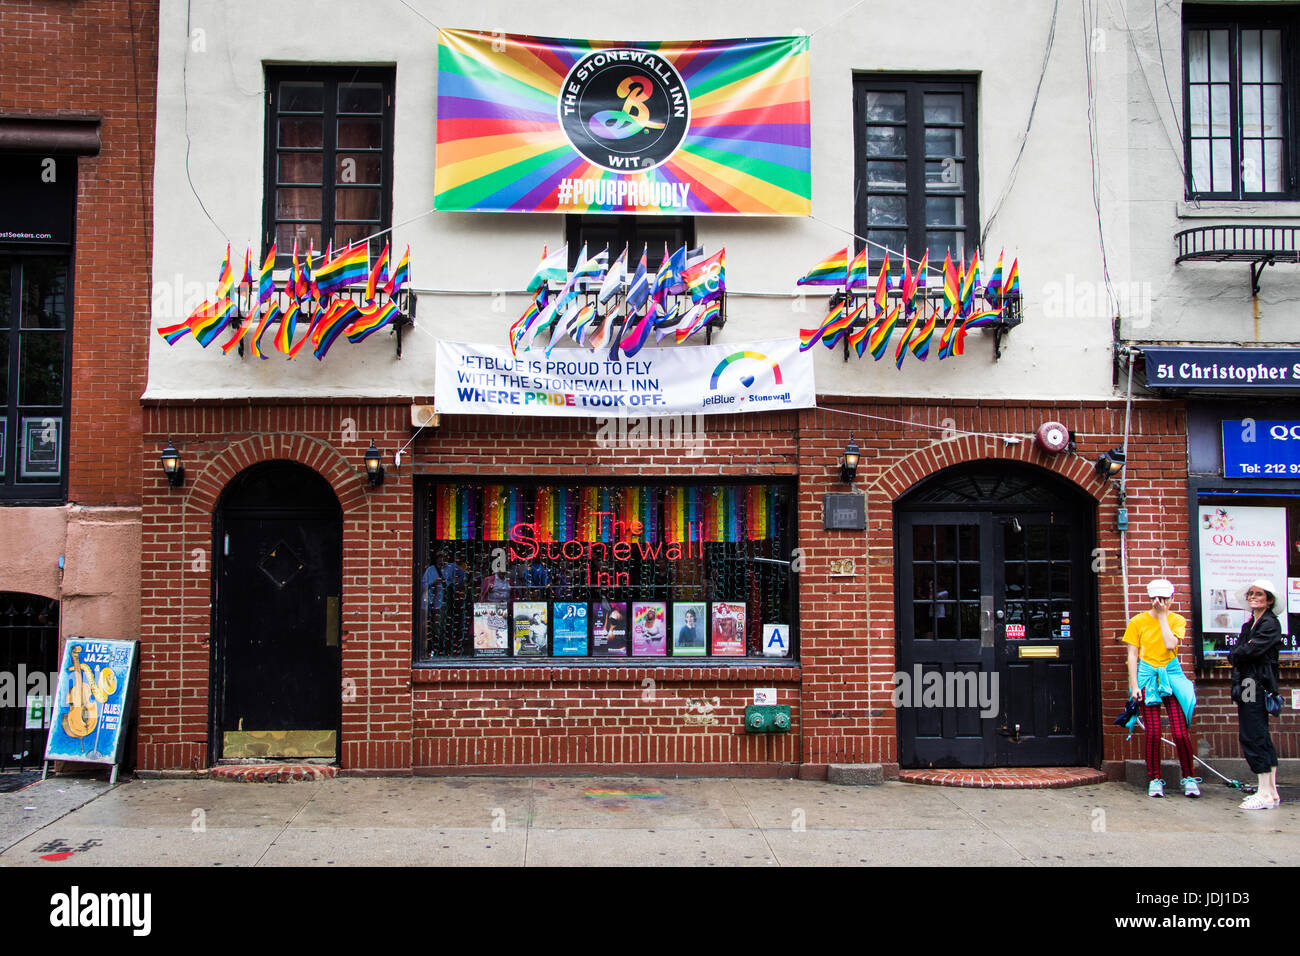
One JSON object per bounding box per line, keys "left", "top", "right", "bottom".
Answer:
{"left": 1195, "top": 490, "right": 1300, "bottom": 661}
{"left": 415, "top": 480, "right": 796, "bottom": 662}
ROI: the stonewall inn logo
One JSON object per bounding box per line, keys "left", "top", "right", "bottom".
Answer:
{"left": 559, "top": 48, "right": 690, "bottom": 171}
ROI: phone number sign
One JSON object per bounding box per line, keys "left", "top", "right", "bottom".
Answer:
{"left": 1221, "top": 420, "right": 1300, "bottom": 477}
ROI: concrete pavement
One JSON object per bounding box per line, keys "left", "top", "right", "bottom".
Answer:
{"left": 0, "top": 774, "right": 1296, "bottom": 866}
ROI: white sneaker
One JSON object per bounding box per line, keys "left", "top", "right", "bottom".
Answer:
{"left": 1148, "top": 779, "right": 1165, "bottom": 797}
{"left": 1181, "top": 776, "right": 1201, "bottom": 798}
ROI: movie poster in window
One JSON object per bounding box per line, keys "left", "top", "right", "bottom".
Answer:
{"left": 672, "top": 602, "right": 707, "bottom": 656}
{"left": 632, "top": 602, "right": 668, "bottom": 656}
{"left": 473, "top": 602, "right": 509, "bottom": 658}
{"left": 553, "top": 602, "right": 588, "bottom": 656}
{"left": 592, "top": 601, "right": 628, "bottom": 656}
{"left": 513, "top": 601, "right": 549, "bottom": 656}
{"left": 711, "top": 602, "right": 746, "bottom": 656}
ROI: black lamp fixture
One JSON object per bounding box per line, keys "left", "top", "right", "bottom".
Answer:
{"left": 1094, "top": 446, "right": 1126, "bottom": 480}
{"left": 839, "top": 436, "right": 861, "bottom": 484}
{"left": 159, "top": 440, "right": 184, "bottom": 488}
{"left": 364, "top": 441, "right": 385, "bottom": 488}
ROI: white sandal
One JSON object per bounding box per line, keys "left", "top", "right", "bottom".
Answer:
{"left": 1240, "top": 793, "right": 1277, "bottom": 810}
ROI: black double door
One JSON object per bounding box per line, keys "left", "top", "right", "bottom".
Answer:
{"left": 213, "top": 463, "right": 341, "bottom": 761}
{"left": 897, "top": 503, "right": 1095, "bottom": 768}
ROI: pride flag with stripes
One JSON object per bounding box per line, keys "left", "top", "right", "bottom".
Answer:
{"left": 314, "top": 243, "right": 370, "bottom": 296}
{"left": 797, "top": 247, "right": 847, "bottom": 287}
{"left": 434, "top": 32, "right": 811, "bottom": 216}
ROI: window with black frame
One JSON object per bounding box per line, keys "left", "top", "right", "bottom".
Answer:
{"left": 853, "top": 76, "right": 979, "bottom": 267}
{"left": 0, "top": 254, "right": 70, "bottom": 500}
{"left": 263, "top": 67, "right": 395, "bottom": 267}
{"left": 565, "top": 215, "right": 695, "bottom": 272}
{"left": 1183, "top": 7, "right": 1298, "bottom": 200}
{"left": 416, "top": 480, "right": 796, "bottom": 662}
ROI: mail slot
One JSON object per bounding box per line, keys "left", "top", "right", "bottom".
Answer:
{"left": 1018, "top": 645, "right": 1060, "bottom": 659}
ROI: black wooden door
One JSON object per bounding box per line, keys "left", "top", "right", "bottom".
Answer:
{"left": 897, "top": 465, "right": 1096, "bottom": 768}
{"left": 213, "top": 463, "right": 341, "bottom": 760}
{"left": 897, "top": 513, "right": 996, "bottom": 767}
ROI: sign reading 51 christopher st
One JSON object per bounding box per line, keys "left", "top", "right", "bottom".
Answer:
{"left": 435, "top": 30, "right": 811, "bottom": 216}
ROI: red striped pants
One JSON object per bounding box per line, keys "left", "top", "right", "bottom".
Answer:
{"left": 1143, "top": 698, "right": 1194, "bottom": 780}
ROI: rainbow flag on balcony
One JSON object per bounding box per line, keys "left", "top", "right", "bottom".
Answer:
{"left": 909, "top": 308, "right": 939, "bottom": 361}
{"left": 311, "top": 299, "right": 362, "bottom": 360}
{"left": 385, "top": 245, "right": 411, "bottom": 298}
{"left": 847, "top": 248, "right": 869, "bottom": 289}
{"left": 257, "top": 243, "right": 276, "bottom": 305}
{"left": 846, "top": 301, "right": 873, "bottom": 358}
{"left": 345, "top": 300, "right": 400, "bottom": 343}
{"left": 797, "top": 247, "right": 847, "bottom": 287}
{"left": 365, "top": 242, "right": 390, "bottom": 303}
{"left": 248, "top": 300, "right": 279, "bottom": 360}
{"left": 868, "top": 305, "right": 900, "bottom": 361}
{"left": 191, "top": 297, "right": 235, "bottom": 348}
{"left": 315, "top": 243, "right": 370, "bottom": 296}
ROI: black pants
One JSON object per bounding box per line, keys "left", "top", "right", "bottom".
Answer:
{"left": 1237, "top": 697, "right": 1278, "bottom": 775}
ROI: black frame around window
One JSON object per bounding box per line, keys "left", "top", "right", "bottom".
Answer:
{"left": 262, "top": 66, "right": 396, "bottom": 267}
{"left": 0, "top": 251, "right": 72, "bottom": 502}
{"left": 414, "top": 477, "right": 798, "bottom": 665}
{"left": 852, "top": 75, "right": 979, "bottom": 267}
{"left": 564, "top": 215, "right": 696, "bottom": 272}
{"left": 1183, "top": 5, "right": 1300, "bottom": 200}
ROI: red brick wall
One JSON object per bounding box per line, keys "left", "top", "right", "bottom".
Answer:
{"left": 136, "top": 395, "right": 1296, "bottom": 773}
{"left": 0, "top": 0, "right": 158, "bottom": 506}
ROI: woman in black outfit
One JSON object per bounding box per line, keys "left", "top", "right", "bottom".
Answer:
{"left": 1231, "top": 579, "right": 1283, "bottom": 810}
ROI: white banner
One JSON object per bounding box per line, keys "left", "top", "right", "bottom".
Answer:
{"left": 1198, "top": 505, "right": 1289, "bottom": 636}
{"left": 435, "top": 339, "right": 816, "bottom": 418}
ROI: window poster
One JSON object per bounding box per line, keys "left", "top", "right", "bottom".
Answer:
{"left": 592, "top": 601, "right": 628, "bottom": 657}
{"left": 711, "top": 602, "right": 746, "bottom": 656}
{"left": 632, "top": 602, "right": 668, "bottom": 656}
{"left": 1198, "top": 504, "right": 1289, "bottom": 657}
{"left": 672, "top": 602, "right": 707, "bottom": 656}
{"left": 553, "top": 602, "right": 589, "bottom": 656}
{"left": 513, "top": 601, "right": 549, "bottom": 656}
{"left": 473, "top": 602, "right": 509, "bottom": 658}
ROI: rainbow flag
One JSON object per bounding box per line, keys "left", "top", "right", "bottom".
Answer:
{"left": 682, "top": 248, "right": 725, "bottom": 304}
{"left": 511, "top": 286, "right": 547, "bottom": 354}
{"left": 365, "top": 242, "right": 390, "bottom": 302}
{"left": 290, "top": 241, "right": 308, "bottom": 301}
{"left": 220, "top": 314, "right": 256, "bottom": 355}
{"left": 675, "top": 299, "right": 720, "bottom": 344}
{"left": 570, "top": 302, "right": 599, "bottom": 346}
{"left": 846, "top": 301, "right": 874, "bottom": 357}
{"left": 1004, "top": 257, "right": 1020, "bottom": 296}
{"left": 797, "top": 247, "right": 847, "bottom": 287}
{"left": 156, "top": 318, "right": 192, "bottom": 344}
{"left": 873, "top": 251, "right": 891, "bottom": 315}
{"left": 481, "top": 485, "right": 506, "bottom": 540}
{"left": 215, "top": 244, "right": 233, "bottom": 299}
{"left": 191, "top": 297, "right": 235, "bottom": 348}
{"left": 311, "top": 299, "right": 362, "bottom": 360}
{"left": 746, "top": 485, "right": 775, "bottom": 540}
{"left": 384, "top": 245, "right": 411, "bottom": 298}
{"left": 959, "top": 249, "right": 980, "bottom": 317}
{"left": 437, "top": 485, "right": 476, "bottom": 540}
{"left": 942, "top": 250, "right": 960, "bottom": 317}
{"left": 819, "top": 300, "right": 854, "bottom": 348}
{"left": 868, "top": 304, "right": 900, "bottom": 361}
{"left": 274, "top": 297, "right": 301, "bottom": 354}
{"left": 847, "top": 248, "right": 869, "bottom": 289}
{"left": 798, "top": 299, "right": 845, "bottom": 352}
{"left": 962, "top": 308, "right": 1002, "bottom": 330}
{"left": 305, "top": 241, "right": 322, "bottom": 302}
{"left": 937, "top": 311, "right": 964, "bottom": 359}
{"left": 315, "top": 243, "right": 369, "bottom": 296}
{"left": 240, "top": 247, "right": 255, "bottom": 287}
{"left": 345, "top": 300, "right": 400, "bottom": 343}
{"left": 895, "top": 307, "right": 923, "bottom": 369}
{"left": 909, "top": 308, "right": 939, "bottom": 360}
{"left": 984, "top": 249, "right": 1004, "bottom": 304}
{"left": 249, "top": 300, "right": 279, "bottom": 360}
{"left": 257, "top": 243, "right": 277, "bottom": 305}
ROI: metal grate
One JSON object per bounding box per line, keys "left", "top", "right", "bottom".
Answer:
{"left": 1175, "top": 224, "right": 1300, "bottom": 264}
{"left": 0, "top": 593, "right": 58, "bottom": 773}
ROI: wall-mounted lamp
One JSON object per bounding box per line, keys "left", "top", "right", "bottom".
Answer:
{"left": 839, "top": 437, "right": 860, "bottom": 484}
{"left": 1094, "top": 446, "right": 1126, "bottom": 480}
{"left": 365, "top": 441, "right": 385, "bottom": 488}
{"left": 160, "top": 440, "right": 185, "bottom": 488}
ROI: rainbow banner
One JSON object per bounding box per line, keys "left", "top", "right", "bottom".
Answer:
{"left": 435, "top": 30, "right": 811, "bottom": 216}
{"left": 437, "top": 485, "right": 476, "bottom": 541}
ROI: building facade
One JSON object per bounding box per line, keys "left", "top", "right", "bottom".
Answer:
{"left": 0, "top": 0, "right": 157, "bottom": 770}
{"left": 134, "top": 0, "right": 1295, "bottom": 776}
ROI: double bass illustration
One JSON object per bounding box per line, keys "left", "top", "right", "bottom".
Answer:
{"left": 60, "top": 644, "right": 117, "bottom": 754}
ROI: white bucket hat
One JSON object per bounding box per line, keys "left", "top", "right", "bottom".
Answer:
{"left": 1236, "top": 579, "right": 1278, "bottom": 611}
{"left": 1146, "top": 579, "right": 1175, "bottom": 599}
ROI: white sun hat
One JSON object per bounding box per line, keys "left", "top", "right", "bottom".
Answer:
{"left": 1146, "top": 579, "right": 1175, "bottom": 599}
{"left": 1235, "top": 579, "right": 1279, "bottom": 611}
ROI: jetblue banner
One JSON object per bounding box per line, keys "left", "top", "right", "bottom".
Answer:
{"left": 435, "top": 339, "right": 815, "bottom": 417}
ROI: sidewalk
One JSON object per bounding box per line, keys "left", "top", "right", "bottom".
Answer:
{"left": 1, "top": 774, "right": 1296, "bottom": 866}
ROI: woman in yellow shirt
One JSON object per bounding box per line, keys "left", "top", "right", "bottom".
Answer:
{"left": 1122, "top": 579, "right": 1198, "bottom": 798}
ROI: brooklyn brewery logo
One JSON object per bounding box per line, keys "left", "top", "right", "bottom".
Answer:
{"left": 559, "top": 48, "right": 689, "bottom": 171}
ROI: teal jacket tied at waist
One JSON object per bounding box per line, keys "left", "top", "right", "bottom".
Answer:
{"left": 1125, "top": 656, "right": 1196, "bottom": 736}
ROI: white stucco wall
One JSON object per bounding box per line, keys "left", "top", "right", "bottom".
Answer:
{"left": 146, "top": 0, "right": 1152, "bottom": 403}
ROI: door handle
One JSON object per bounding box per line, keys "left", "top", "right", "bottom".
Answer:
{"left": 980, "top": 595, "right": 994, "bottom": 647}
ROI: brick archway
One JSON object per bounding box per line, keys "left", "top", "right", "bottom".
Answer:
{"left": 870, "top": 436, "right": 1109, "bottom": 503}
{"left": 183, "top": 433, "right": 369, "bottom": 517}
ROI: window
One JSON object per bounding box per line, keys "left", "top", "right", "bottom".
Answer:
{"left": 853, "top": 76, "right": 979, "bottom": 266}
{"left": 1183, "top": 7, "right": 1298, "bottom": 199}
{"left": 565, "top": 215, "right": 695, "bottom": 271}
{"left": 263, "top": 67, "right": 395, "bottom": 266}
{"left": 0, "top": 254, "right": 70, "bottom": 500}
{"left": 415, "top": 479, "right": 796, "bottom": 662}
